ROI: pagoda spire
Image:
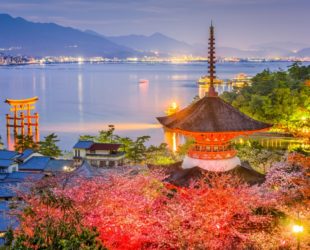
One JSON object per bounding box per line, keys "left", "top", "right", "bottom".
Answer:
{"left": 208, "top": 21, "right": 218, "bottom": 97}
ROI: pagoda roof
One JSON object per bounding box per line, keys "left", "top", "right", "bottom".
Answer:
{"left": 157, "top": 96, "right": 272, "bottom": 133}
{"left": 165, "top": 162, "right": 265, "bottom": 187}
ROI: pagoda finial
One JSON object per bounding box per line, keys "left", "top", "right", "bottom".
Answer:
{"left": 208, "top": 21, "right": 218, "bottom": 97}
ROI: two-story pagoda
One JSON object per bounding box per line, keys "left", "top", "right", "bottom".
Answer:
{"left": 157, "top": 23, "right": 272, "bottom": 172}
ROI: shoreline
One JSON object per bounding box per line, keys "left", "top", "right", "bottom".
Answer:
{"left": 1, "top": 59, "right": 310, "bottom": 67}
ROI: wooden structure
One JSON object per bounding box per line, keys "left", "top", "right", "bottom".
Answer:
{"left": 5, "top": 97, "right": 39, "bottom": 146}
{"left": 73, "top": 141, "right": 125, "bottom": 168}
{"left": 157, "top": 23, "right": 272, "bottom": 171}
{"left": 197, "top": 22, "right": 224, "bottom": 90}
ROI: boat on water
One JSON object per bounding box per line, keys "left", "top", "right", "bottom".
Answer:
{"left": 197, "top": 75, "right": 224, "bottom": 86}
{"left": 139, "top": 79, "right": 149, "bottom": 84}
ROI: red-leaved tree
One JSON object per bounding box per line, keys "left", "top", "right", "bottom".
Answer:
{"left": 12, "top": 171, "right": 281, "bottom": 250}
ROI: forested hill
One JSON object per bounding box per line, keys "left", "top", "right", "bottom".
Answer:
{"left": 221, "top": 63, "right": 310, "bottom": 135}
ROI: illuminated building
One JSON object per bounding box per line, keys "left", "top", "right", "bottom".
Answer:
{"left": 157, "top": 23, "right": 272, "bottom": 172}
{"left": 230, "top": 73, "right": 252, "bottom": 87}
{"left": 73, "top": 141, "right": 125, "bottom": 167}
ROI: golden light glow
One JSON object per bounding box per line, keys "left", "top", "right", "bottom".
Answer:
{"left": 78, "top": 57, "right": 84, "bottom": 64}
{"left": 63, "top": 165, "right": 74, "bottom": 172}
{"left": 171, "top": 102, "right": 177, "bottom": 110}
{"left": 42, "top": 122, "right": 161, "bottom": 133}
{"left": 166, "top": 101, "right": 179, "bottom": 115}
{"left": 172, "top": 132, "right": 177, "bottom": 152}
{"left": 292, "top": 224, "right": 304, "bottom": 233}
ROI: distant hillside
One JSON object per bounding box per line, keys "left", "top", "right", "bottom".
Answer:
{"left": 291, "top": 48, "right": 310, "bottom": 57}
{"left": 0, "top": 14, "right": 308, "bottom": 59}
{"left": 0, "top": 14, "right": 137, "bottom": 58}
{"left": 250, "top": 41, "right": 308, "bottom": 51}
{"left": 107, "top": 33, "right": 194, "bottom": 56}
{"left": 107, "top": 33, "right": 310, "bottom": 58}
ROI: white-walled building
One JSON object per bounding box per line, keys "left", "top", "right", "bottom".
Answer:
{"left": 73, "top": 141, "right": 125, "bottom": 167}
{"left": 0, "top": 150, "right": 19, "bottom": 173}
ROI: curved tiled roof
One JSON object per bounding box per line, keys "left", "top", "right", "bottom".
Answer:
{"left": 0, "top": 150, "right": 19, "bottom": 160}
{"left": 73, "top": 141, "right": 94, "bottom": 149}
{"left": 157, "top": 96, "right": 272, "bottom": 133}
{"left": 165, "top": 163, "right": 265, "bottom": 187}
{"left": 89, "top": 143, "right": 121, "bottom": 151}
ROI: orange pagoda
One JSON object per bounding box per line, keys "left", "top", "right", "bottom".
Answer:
{"left": 157, "top": 23, "right": 272, "bottom": 172}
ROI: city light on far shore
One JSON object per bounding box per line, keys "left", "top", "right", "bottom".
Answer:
{"left": 78, "top": 57, "right": 84, "bottom": 64}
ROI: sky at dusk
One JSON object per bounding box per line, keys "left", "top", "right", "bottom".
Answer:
{"left": 0, "top": 0, "right": 309, "bottom": 48}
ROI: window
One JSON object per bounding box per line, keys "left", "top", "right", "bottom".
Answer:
{"left": 75, "top": 150, "right": 81, "bottom": 157}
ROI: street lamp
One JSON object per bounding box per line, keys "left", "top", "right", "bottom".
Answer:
{"left": 292, "top": 224, "right": 304, "bottom": 250}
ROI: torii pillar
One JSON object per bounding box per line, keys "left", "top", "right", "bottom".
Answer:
{"left": 5, "top": 97, "right": 39, "bottom": 150}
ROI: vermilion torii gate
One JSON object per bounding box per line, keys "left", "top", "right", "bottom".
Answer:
{"left": 5, "top": 97, "right": 39, "bottom": 149}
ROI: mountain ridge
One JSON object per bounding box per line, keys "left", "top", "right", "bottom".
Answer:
{"left": 0, "top": 13, "right": 137, "bottom": 58}
{"left": 0, "top": 13, "right": 309, "bottom": 58}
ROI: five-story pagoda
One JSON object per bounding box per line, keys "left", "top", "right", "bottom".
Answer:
{"left": 157, "top": 23, "right": 272, "bottom": 172}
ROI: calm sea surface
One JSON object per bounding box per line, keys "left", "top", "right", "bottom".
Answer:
{"left": 0, "top": 61, "right": 307, "bottom": 150}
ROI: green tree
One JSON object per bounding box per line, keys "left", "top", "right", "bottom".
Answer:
{"left": 80, "top": 126, "right": 152, "bottom": 164}
{"left": 146, "top": 143, "right": 177, "bottom": 165}
{"left": 114, "top": 136, "right": 134, "bottom": 154}
{"left": 79, "top": 135, "right": 96, "bottom": 141}
{"left": 288, "top": 61, "right": 309, "bottom": 82}
{"left": 15, "top": 134, "right": 38, "bottom": 152}
{"left": 176, "top": 138, "right": 195, "bottom": 157}
{"left": 97, "top": 125, "right": 116, "bottom": 143}
{"left": 38, "top": 133, "right": 62, "bottom": 157}
{"left": 126, "top": 135, "right": 150, "bottom": 163}
{"left": 221, "top": 63, "right": 310, "bottom": 134}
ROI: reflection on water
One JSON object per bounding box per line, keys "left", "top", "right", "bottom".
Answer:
{"left": 138, "top": 81, "right": 148, "bottom": 95}
{"left": 78, "top": 73, "right": 84, "bottom": 121}
{"left": 0, "top": 62, "right": 307, "bottom": 150}
{"left": 171, "top": 74, "right": 189, "bottom": 81}
{"left": 164, "top": 129, "right": 183, "bottom": 152}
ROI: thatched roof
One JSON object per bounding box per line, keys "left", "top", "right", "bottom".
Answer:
{"left": 157, "top": 96, "right": 272, "bottom": 133}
